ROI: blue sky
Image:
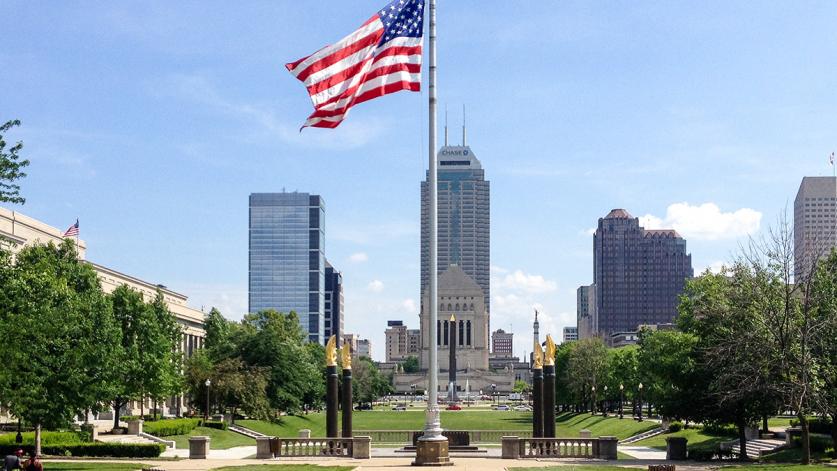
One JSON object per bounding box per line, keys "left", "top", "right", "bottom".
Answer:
{"left": 3, "top": 1, "right": 836, "bottom": 360}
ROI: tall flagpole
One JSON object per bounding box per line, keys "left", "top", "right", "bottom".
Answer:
{"left": 423, "top": 0, "right": 443, "bottom": 442}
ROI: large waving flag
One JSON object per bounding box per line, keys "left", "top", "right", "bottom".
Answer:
{"left": 286, "top": 0, "right": 425, "bottom": 129}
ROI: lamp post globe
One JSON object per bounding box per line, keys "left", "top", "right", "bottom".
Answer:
{"left": 619, "top": 383, "right": 624, "bottom": 419}
{"left": 637, "top": 383, "right": 643, "bottom": 421}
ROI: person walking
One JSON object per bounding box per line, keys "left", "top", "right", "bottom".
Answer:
{"left": 2, "top": 449, "right": 23, "bottom": 471}
{"left": 22, "top": 452, "right": 41, "bottom": 471}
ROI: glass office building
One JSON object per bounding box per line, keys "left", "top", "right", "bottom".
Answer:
{"left": 421, "top": 145, "right": 490, "bottom": 314}
{"left": 249, "top": 192, "right": 325, "bottom": 344}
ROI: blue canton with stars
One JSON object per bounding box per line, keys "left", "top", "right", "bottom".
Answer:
{"left": 377, "top": 0, "right": 424, "bottom": 45}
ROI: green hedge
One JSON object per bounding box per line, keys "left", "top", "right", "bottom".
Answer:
{"left": 790, "top": 418, "right": 833, "bottom": 435}
{"left": 0, "top": 443, "right": 164, "bottom": 458}
{"left": 143, "top": 418, "right": 201, "bottom": 437}
{"left": 203, "top": 421, "right": 227, "bottom": 431}
{"left": 668, "top": 421, "right": 683, "bottom": 433}
{"left": 0, "top": 431, "right": 87, "bottom": 446}
{"left": 792, "top": 434, "right": 834, "bottom": 453}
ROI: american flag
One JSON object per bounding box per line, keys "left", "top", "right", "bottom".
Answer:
{"left": 63, "top": 219, "right": 79, "bottom": 238}
{"left": 286, "top": 0, "right": 424, "bottom": 129}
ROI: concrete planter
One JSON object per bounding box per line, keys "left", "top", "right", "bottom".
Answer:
{"left": 188, "top": 436, "right": 210, "bottom": 459}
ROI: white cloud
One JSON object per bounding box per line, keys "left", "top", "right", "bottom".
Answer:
{"left": 402, "top": 298, "right": 418, "bottom": 314}
{"left": 348, "top": 252, "right": 369, "bottom": 263}
{"left": 496, "top": 269, "right": 558, "bottom": 294}
{"left": 367, "top": 280, "right": 384, "bottom": 292}
{"left": 640, "top": 202, "right": 762, "bottom": 241}
{"left": 578, "top": 227, "right": 596, "bottom": 237}
{"left": 699, "top": 261, "right": 726, "bottom": 275}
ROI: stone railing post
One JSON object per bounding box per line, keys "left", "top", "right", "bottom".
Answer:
{"left": 256, "top": 437, "right": 273, "bottom": 459}
{"left": 597, "top": 436, "right": 618, "bottom": 460}
{"left": 188, "top": 436, "right": 210, "bottom": 459}
{"left": 501, "top": 436, "right": 520, "bottom": 459}
{"left": 353, "top": 436, "right": 371, "bottom": 459}
{"left": 127, "top": 419, "right": 143, "bottom": 435}
{"left": 298, "top": 429, "right": 311, "bottom": 438}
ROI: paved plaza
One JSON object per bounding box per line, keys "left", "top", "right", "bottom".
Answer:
{"left": 43, "top": 456, "right": 716, "bottom": 471}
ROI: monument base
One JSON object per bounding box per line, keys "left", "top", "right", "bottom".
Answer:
{"left": 412, "top": 438, "right": 453, "bottom": 466}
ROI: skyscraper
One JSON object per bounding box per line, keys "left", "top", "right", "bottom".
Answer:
{"left": 593, "top": 209, "right": 693, "bottom": 339}
{"left": 324, "top": 260, "right": 343, "bottom": 343}
{"left": 794, "top": 177, "right": 837, "bottom": 282}
{"left": 562, "top": 326, "right": 578, "bottom": 343}
{"left": 249, "top": 192, "right": 326, "bottom": 344}
{"left": 491, "top": 329, "right": 513, "bottom": 356}
{"left": 421, "top": 140, "right": 490, "bottom": 315}
{"left": 576, "top": 284, "right": 596, "bottom": 339}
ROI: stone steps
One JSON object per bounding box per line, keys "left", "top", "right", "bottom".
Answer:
{"left": 620, "top": 427, "right": 665, "bottom": 444}
{"left": 728, "top": 438, "right": 784, "bottom": 459}
{"left": 228, "top": 424, "right": 267, "bottom": 439}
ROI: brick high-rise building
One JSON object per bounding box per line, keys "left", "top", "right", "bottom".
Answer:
{"left": 491, "top": 329, "right": 513, "bottom": 356}
{"left": 385, "top": 320, "right": 420, "bottom": 362}
{"left": 593, "top": 209, "right": 693, "bottom": 339}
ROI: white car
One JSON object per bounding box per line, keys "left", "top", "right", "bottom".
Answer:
{"left": 513, "top": 405, "right": 532, "bottom": 412}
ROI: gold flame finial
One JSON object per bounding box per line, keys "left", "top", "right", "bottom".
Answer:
{"left": 341, "top": 342, "right": 352, "bottom": 370}
{"left": 450, "top": 314, "right": 456, "bottom": 322}
{"left": 533, "top": 341, "right": 543, "bottom": 369}
{"left": 325, "top": 335, "right": 338, "bottom": 367}
{"left": 545, "top": 335, "right": 556, "bottom": 366}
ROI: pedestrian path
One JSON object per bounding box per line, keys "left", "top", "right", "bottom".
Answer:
{"left": 97, "top": 434, "right": 159, "bottom": 445}
{"left": 619, "top": 445, "right": 667, "bottom": 460}
{"left": 161, "top": 445, "right": 256, "bottom": 459}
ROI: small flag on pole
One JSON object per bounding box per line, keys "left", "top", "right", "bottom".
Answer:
{"left": 286, "top": 0, "right": 425, "bottom": 129}
{"left": 63, "top": 219, "right": 79, "bottom": 238}
{"left": 830, "top": 152, "right": 834, "bottom": 165}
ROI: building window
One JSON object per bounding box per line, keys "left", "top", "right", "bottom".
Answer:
{"left": 466, "top": 320, "right": 472, "bottom": 346}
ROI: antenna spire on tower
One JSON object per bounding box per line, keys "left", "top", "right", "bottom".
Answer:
{"left": 462, "top": 104, "right": 467, "bottom": 146}
{"left": 444, "top": 104, "right": 449, "bottom": 146}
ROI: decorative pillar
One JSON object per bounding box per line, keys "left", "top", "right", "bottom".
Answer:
{"left": 543, "top": 335, "right": 557, "bottom": 438}
{"left": 325, "top": 336, "right": 339, "bottom": 438}
{"left": 341, "top": 343, "right": 353, "bottom": 438}
{"left": 448, "top": 314, "right": 457, "bottom": 402}
{"left": 532, "top": 341, "right": 544, "bottom": 438}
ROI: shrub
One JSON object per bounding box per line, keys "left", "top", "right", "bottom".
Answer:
{"left": 0, "top": 443, "right": 163, "bottom": 458}
{"left": 143, "top": 418, "right": 201, "bottom": 437}
{"left": 792, "top": 434, "right": 833, "bottom": 453}
{"left": 0, "top": 431, "right": 87, "bottom": 446}
{"left": 203, "top": 421, "right": 227, "bottom": 431}
{"left": 688, "top": 443, "right": 729, "bottom": 461}
{"left": 668, "top": 421, "right": 683, "bottom": 433}
{"left": 789, "top": 418, "right": 832, "bottom": 435}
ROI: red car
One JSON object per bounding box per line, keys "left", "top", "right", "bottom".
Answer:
{"left": 446, "top": 404, "right": 462, "bottom": 411}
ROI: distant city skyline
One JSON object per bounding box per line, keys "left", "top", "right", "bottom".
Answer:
{"left": 5, "top": 1, "right": 836, "bottom": 360}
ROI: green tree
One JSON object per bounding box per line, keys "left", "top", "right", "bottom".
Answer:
{"left": 204, "top": 307, "right": 238, "bottom": 362}
{"left": 564, "top": 338, "right": 608, "bottom": 412}
{"left": 513, "top": 380, "right": 530, "bottom": 394}
{"left": 109, "top": 285, "right": 148, "bottom": 427}
{"left": 209, "top": 357, "right": 271, "bottom": 421}
{"left": 809, "top": 249, "right": 837, "bottom": 453}
{"left": 401, "top": 356, "right": 420, "bottom": 373}
{"left": 0, "top": 241, "right": 118, "bottom": 455}
{"left": 353, "top": 357, "right": 392, "bottom": 406}
{"left": 0, "top": 119, "right": 29, "bottom": 204}
{"left": 144, "top": 291, "right": 183, "bottom": 419}
{"left": 184, "top": 349, "right": 213, "bottom": 417}
{"left": 237, "top": 310, "right": 323, "bottom": 414}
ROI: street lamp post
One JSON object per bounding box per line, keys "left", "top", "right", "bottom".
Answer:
{"left": 602, "top": 385, "right": 608, "bottom": 417}
{"left": 591, "top": 386, "right": 596, "bottom": 415}
{"left": 204, "top": 379, "right": 211, "bottom": 421}
{"left": 491, "top": 384, "right": 497, "bottom": 406}
{"left": 411, "top": 384, "right": 417, "bottom": 403}
{"left": 619, "top": 383, "right": 625, "bottom": 419}
{"left": 637, "top": 383, "right": 643, "bottom": 421}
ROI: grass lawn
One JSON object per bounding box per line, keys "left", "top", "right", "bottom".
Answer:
{"left": 768, "top": 417, "right": 795, "bottom": 429}
{"left": 168, "top": 426, "right": 255, "bottom": 450}
{"left": 239, "top": 412, "right": 657, "bottom": 441}
{"left": 633, "top": 426, "right": 735, "bottom": 450}
{"left": 212, "top": 466, "right": 353, "bottom": 471}
{"left": 759, "top": 446, "right": 835, "bottom": 464}
{"left": 40, "top": 463, "right": 146, "bottom": 471}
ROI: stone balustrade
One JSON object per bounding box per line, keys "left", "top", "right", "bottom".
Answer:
{"left": 501, "top": 436, "right": 618, "bottom": 460}
{"left": 256, "top": 436, "right": 371, "bottom": 459}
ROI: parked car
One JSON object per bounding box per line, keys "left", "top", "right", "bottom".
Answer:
{"left": 513, "top": 405, "right": 532, "bottom": 412}
{"left": 495, "top": 405, "right": 510, "bottom": 411}
{"left": 355, "top": 403, "right": 373, "bottom": 411}
{"left": 445, "top": 404, "right": 462, "bottom": 411}
{"left": 392, "top": 405, "right": 407, "bottom": 411}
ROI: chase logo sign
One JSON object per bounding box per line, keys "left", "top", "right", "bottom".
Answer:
{"left": 440, "top": 147, "right": 470, "bottom": 157}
